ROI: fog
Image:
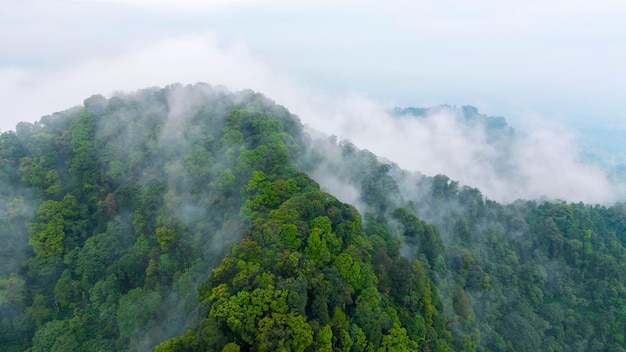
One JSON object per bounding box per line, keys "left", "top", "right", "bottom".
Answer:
{"left": 3, "top": 0, "right": 625, "bottom": 132}
{"left": 2, "top": 3, "right": 624, "bottom": 347}
{"left": 297, "top": 98, "right": 620, "bottom": 204}
{"left": 1, "top": 32, "right": 621, "bottom": 204}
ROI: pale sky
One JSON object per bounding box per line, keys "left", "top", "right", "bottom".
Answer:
{"left": 1, "top": 0, "right": 625, "bottom": 203}
{"left": 1, "top": 0, "right": 625, "bottom": 132}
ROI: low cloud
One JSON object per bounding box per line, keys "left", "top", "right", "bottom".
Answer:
{"left": 0, "top": 32, "right": 300, "bottom": 132}
{"left": 297, "top": 98, "right": 621, "bottom": 204}
{"left": 0, "top": 32, "right": 620, "bottom": 204}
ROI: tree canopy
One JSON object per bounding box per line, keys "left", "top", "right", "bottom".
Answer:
{"left": 0, "top": 83, "right": 625, "bottom": 351}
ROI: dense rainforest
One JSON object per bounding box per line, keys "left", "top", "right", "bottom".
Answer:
{"left": 0, "top": 83, "right": 625, "bottom": 351}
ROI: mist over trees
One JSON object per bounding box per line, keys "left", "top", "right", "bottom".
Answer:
{"left": 1, "top": 83, "right": 625, "bottom": 351}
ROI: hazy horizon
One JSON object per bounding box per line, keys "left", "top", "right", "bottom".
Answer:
{"left": 2, "top": 1, "right": 625, "bottom": 130}
{"left": 2, "top": 0, "right": 625, "bottom": 203}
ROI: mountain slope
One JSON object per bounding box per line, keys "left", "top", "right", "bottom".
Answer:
{"left": 0, "top": 83, "right": 625, "bottom": 351}
{"left": 297, "top": 125, "right": 626, "bottom": 351}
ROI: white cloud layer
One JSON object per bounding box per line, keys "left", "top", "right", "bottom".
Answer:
{"left": 1, "top": 1, "right": 624, "bottom": 204}
{"left": 294, "top": 93, "right": 620, "bottom": 204}
{"left": 0, "top": 33, "right": 293, "bottom": 130}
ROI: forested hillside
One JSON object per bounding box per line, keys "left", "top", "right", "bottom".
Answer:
{"left": 299, "top": 127, "right": 626, "bottom": 351}
{"left": 1, "top": 83, "right": 625, "bottom": 351}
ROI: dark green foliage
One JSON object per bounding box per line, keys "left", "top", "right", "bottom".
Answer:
{"left": 298, "top": 126, "right": 626, "bottom": 352}
{"left": 177, "top": 183, "right": 431, "bottom": 350}
{"left": 0, "top": 84, "right": 318, "bottom": 351}
{"left": 2, "top": 83, "right": 626, "bottom": 352}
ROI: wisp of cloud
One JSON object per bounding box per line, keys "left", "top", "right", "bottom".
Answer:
{"left": 0, "top": 32, "right": 620, "bottom": 204}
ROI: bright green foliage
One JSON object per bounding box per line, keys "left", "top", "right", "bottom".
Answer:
{"left": 3, "top": 84, "right": 626, "bottom": 352}
{"left": 314, "top": 324, "right": 333, "bottom": 352}
{"left": 300, "top": 132, "right": 626, "bottom": 351}
{"left": 330, "top": 307, "right": 353, "bottom": 351}
{"left": 19, "top": 156, "right": 59, "bottom": 193}
{"left": 162, "top": 155, "right": 426, "bottom": 351}
{"left": 334, "top": 250, "right": 364, "bottom": 293}
{"left": 28, "top": 194, "right": 80, "bottom": 257}
{"left": 0, "top": 85, "right": 321, "bottom": 351}
{"left": 279, "top": 224, "right": 301, "bottom": 250}
{"left": 305, "top": 229, "right": 331, "bottom": 265}
{"left": 222, "top": 342, "right": 241, "bottom": 351}
{"left": 155, "top": 226, "right": 177, "bottom": 252}
{"left": 379, "top": 325, "right": 418, "bottom": 351}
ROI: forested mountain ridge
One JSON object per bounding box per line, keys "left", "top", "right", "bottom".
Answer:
{"left": 0, "top": 83, "right": 625, "bottom": 351}
{"left": 394, "top": 105, "right": 512, "bottom": 135}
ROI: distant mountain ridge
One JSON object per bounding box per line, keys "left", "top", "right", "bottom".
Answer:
{"left": 394, "top": 105, "right": 512, "bottom": 133}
